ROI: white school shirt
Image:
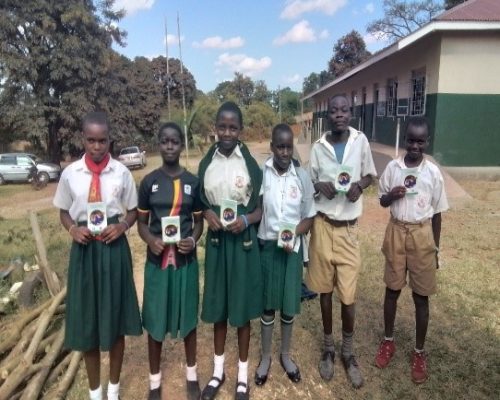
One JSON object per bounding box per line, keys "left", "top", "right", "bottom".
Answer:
{"left": 53, "top": 156, "right": 138, "bottom": 222}
{"left": 309, "top": 127, "right": 377, "bottom": 221}
{"left": 203, "top": 145, "right": 251, "bottom": 207}
{"left": 378, "top": 157, "right": 449, "bottom": 223}
{"left": 257, "top": 157, "right": 316, "bottom": 240}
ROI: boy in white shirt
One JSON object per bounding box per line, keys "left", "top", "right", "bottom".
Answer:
{"left": 254, "top": 124, "right": 316, "bottom": 388}
{"left": 374, "top": 116, "right": 448, "bottom": 384}
{"left": 307, "top": 94, "right": 377, "bottom": 389}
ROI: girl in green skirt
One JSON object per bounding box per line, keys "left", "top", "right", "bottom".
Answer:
{"left": 199, "top": 101, "right": 263, "bottom": 400}
{"left": 53, "top": 112, "right": 142, "bottom": 400}
{"left": 137, "top": 123, "right": 204, "bottom": 400}
{"left": 254, "top": 124, "right": 316, "bottom": 387}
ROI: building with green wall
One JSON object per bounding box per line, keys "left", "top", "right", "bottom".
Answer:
{"left": 302, "top": 0, "right": 500, "bottom": 166}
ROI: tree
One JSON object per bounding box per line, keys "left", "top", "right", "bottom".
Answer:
{"left": 303, "top": 72, "right": 320, "bottom": 95}
{"left": 243, "top": 102, "right": 278, "bottom": 141}
{"left": 253, "top": 80, "right": 272, "bottom": 104}
{"left": 328, "top": 30, "right": 371, "bottom": 78}
{"left": 211, "top": 73, "right": 255, "bottom": 106}
{"left": 445, "top": 0, "right": 466, "bottom": 10}
{"left": 0, "top": 0, "right": 126, "bottom": 163}
{"left": 367, "top": 0, "right": 443, "bottom": 42}
{"left": 149, "top": 56, "right": 197, "bottom": 109}
{"left": 271, "top": 87, "right": 301, "bottom": 124}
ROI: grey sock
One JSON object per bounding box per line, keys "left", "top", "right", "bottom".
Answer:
{"left": 280, "top": 315, "right": 298, "bottom": 373}
{"left": 256, "top": 314, "right": 274, "bottom": 376}
{"left": 324, "top": 333, "right": 335, "bottom": 353}
{"left": 341, "top": 330, "right": 353, "bottom": 358}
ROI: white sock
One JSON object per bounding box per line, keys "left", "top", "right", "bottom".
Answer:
{"left": 89, "top": 385, "right": 102, "bottom": 400}
{"left": 186, "top": 364, "right": 197, "bottom": 382}
{"left": 107, "top": 381, "right": 120, "bottom": 400}
{"left": 415, "top": 347, "right": 425, "bottom": 353}
{"left": 237, "top": 359, "right": 248, "bottom": 393}
{"left": 208, "top": 353, "right": 224, "bottom": 387}
{"left": 384, "top": 336, "right": 394, "bottom": 341}
{"left": 149, "top": 372, "right": 161, "bottom": 390}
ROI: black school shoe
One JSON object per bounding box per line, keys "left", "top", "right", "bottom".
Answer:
{"left": 254, "top": 358, "right": 271, "bottom": 386}
{"left": 201, "top": 374, "right": 225, "bottom": 400}
{"left": 148, "top": 387, "right": 161, "bottom": 400}
{"left": 235, "top": 382, "right": 249, "bottom": 400}
{"left": 187, "top": 380, "right": 201, "bottom": 400}
{"left": 280, "top": 354, "right": 301, "bottom": 383}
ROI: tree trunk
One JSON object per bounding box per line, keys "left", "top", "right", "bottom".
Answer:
{"left": 47, "top": 119, "right": 62, "bottom": 165}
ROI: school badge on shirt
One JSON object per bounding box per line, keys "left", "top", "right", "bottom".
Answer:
{"left": 184, "top": 184, "right": 192, "bottom": 195}
{"left": 289, "top": 185, "right": 298, "bottom": 199}
{"left": 235, "top": 176, "right": 245, "bottom": 188}
{"left": 152, "top": 183, "right": 159, "bottom": 193}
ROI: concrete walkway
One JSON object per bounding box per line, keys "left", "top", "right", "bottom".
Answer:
{"left": 293, "top": 140, "right": 470, "bottom": 200}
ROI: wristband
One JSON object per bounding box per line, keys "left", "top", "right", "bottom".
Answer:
{"left": 187, "top": 236, "right": 196, "bottom": 247}
{"left": 241, "top": 214, "right": 249, "bottom": 228}
{"left": 121, "top": 220, "right": 130, "bottom": 230}
{"left": 68, "top": 224, "right": 76, "bottom": 235}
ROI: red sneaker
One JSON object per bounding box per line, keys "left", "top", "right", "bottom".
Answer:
{"left": 375, "top": 340, "right": 395, "bottom": 369}
{"left": 411, "top": 350, "right": 428, "bottom": 384}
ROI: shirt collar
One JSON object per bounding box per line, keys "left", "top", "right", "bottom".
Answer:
{"left": 264, "top": 156, "right": 297, "bottom": 176}
{"left": 318, "top": 126, "right": 359, "bottom": 146}
{"left": 74, "top": 155, "right": 116, "bottom": 173}
{"left": 213, "top": 143, "right": 243, "bottom": 159}
{"left": 395, "top": 155, "right": 427, "bottom": 171}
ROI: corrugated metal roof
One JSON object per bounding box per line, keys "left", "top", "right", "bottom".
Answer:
{"left": 437, "top": 0, "right": 500, "bottom": 22}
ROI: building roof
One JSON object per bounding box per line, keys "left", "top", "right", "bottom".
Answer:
{"left": 437, "top": 0, "right": 500, "bottom": 22}
{"left": 302, "top": 0, "right": 500, "bottom": 101}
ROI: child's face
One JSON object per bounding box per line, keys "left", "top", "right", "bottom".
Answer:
{"left": 405, "top": 124, "right": 429, "bottom": 161}
{"left": 159, "top": 127, "right": 183, "bottom": 165}
{"left": 271, "top": 130, "right": 293, "bottom": 171}
{"left": 82, "top": 123, "right": 110, "bottom": 163}
{"left": 327, "top": 96, "right": 351, "bottom": 133}
{"left": 215, "top": 111, "right": 242, "bottom": 154}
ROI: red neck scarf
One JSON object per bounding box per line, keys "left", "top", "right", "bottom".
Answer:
{"left": 85, "top": 153, "right": 111, "bottom": 202}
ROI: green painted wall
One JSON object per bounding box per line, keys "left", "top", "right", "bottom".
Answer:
{"left": 432, "top": 93, "right": 500, "bottom": 166}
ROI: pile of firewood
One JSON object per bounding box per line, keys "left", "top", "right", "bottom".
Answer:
{"left": 0, "top": 287, "right": 82, "bottom": 399}
{"left": 0, "top": 212, "right": 82, "bottom": 399}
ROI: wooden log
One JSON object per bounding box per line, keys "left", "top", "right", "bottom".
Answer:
{"left": 23, "top": 287, "right": 66, "bottom": 364}
{"left": 29, "top": 211, "right": 61, "bottom": 296}
{"left": 20, "top": 326, "right": 65, "bottom": 400}
{"left": 0, "top": 296, "right": 54, "bottom": 355}
{"left": 0, "top": 359, "right": 44, "bottom": 399}
{"left": 44, "top": 351, "right": 82, "bottom": 400}
{"left": 1, "top": 331, "right": 59, "bottom": 380}
{"left": 44, "top": 351, "right": 71, "bottom": 388}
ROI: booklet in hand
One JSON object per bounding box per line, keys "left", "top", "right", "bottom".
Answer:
{"left": 87, "top": 202, "right": 107, "bottom": 235}
{"left": 277, "top": 221, "right": 296, "bottom": 249}
{"left": 403, "top": 168, "right": 419, "bottom": 195}
{"left": 161, "top": 216, "right": 181, "bottom": 244}
{"left": 335, "top": 165, "right": 353, "bottom": 193}
{"left": 220, "top": 198, "right": 238, "bottom": 227}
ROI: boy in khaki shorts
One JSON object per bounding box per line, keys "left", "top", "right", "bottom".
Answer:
{"left": 374, "top": 116, "right": 448, "bottom": 384}
{"left": 306, "top": 94, "right": 377, "bottom": 389}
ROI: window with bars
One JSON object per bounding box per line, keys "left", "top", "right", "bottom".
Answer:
{"left": 410, "top": 71, "right": 426, "bottom": 115}
{"left": 386, "top": 79, "right": 398, "bottom": 117}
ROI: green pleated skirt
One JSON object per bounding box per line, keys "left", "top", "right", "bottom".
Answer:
{"left": 65, "top": 227, "right": 142, "bottom": 352}
{"left": 201, "top": 217, "right": 263, "bottom": 327}
{"left": 261, "top": 240, "right": 303, "bottom": 316}
{"left": 142, "top": 259, "right": 199, "bottom": 341}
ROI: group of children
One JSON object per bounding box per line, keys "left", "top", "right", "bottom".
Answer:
{"left": 53, "top": 95, "right": 448, "bottom": 400}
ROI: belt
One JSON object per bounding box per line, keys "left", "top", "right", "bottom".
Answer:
{"left": 317, "top": 212, "right": 357, "bottom": 227}
{"left": 390, "top": 216, "right": 430, "bottom": 226}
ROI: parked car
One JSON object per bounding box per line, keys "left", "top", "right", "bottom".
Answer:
{"left": 117, "top": 146, "right": 147, "bottom": 169}
{"left": 0, "top": 153, "right": 61, "bottom": 185}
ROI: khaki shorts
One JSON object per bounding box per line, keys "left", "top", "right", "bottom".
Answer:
{"left": 305, "top": 215, "right": 361, "bottom": 305}
{"left": 382, "top": 217, "right": 437, "bottom": 296}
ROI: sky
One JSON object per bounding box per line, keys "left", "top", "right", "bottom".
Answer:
{"left": 112, "top": 0, "right": 390, "bottom": 93}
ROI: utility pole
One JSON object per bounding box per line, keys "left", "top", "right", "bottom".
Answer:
{"left": 164, "top": 16, "right": 171, "bottom": 119}
{"left": 177, "top": 12, "right": 189, "bottom": 169}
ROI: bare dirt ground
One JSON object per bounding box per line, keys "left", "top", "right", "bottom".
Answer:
{"left": 1, "top": 144, "right": 498, "bottom": 400}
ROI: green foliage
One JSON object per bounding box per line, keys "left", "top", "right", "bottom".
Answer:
{"left": 0, "top": 0, "right": 165, "bottom": 162}
{"left": 150, "top": 56, "right": 197, "bottom": 108}
{"left": 271, "top": 87, "right": 302, "bottom": 125}
{"left": 243, "top": 102, "right": 278, "bottom": 140}
{"left": 210, "top": 72, "right": 272, "bottom": 107}
{"left": 367, "top": 0, "right": 443, "bottom": 42}
{"left": 328, "top": 30, "right": 371, "bottom": 78}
